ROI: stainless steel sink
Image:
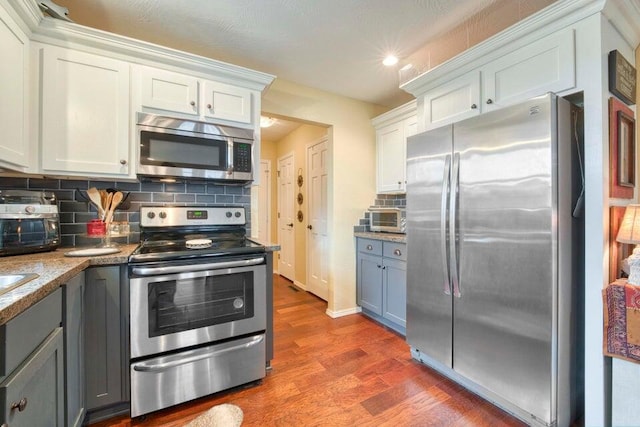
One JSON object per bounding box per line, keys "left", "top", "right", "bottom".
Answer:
{"left": 0, "top": 273, "right": 39, "bottom": 296}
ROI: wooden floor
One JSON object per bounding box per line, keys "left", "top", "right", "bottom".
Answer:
{"left": 92, "top": 274, "right": 526, "bottom": 427}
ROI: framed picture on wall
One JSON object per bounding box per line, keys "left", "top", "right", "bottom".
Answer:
{"left": 610, "top": 97, "right": 636, "bottom": 199}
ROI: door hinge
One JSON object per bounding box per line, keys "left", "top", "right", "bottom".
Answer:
{"left": 278, "top": 212, "right": 280, "bottom": 218}
{"left": 277, "top": 253, "right": 280, "bottom": 259}
{"left": 277, "top": 170, "right": 281, "bottom": 177}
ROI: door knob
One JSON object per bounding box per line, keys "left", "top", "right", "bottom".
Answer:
{"left": 486, "top": 99, "right": 493, "bottom": 104}
{"left": 287, "top": 223, "right": 293, "bottom": 227}
{"left": 307, "top": 225, "right": 313, "bottom": 230}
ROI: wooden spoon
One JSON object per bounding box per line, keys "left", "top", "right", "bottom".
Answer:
{"left": 86, "top": 187, "right": 104, "bottom": 218}
{"left": 104, "top": 192, "right": 123, "bottom": 225}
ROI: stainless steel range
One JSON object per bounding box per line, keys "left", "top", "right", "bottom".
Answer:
{"left": 128, "top": 206, "right": 267, "bottom": 417}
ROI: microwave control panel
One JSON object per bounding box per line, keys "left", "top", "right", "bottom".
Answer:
{"left": 233, "top": 143, "right": 252, "bottom": 172}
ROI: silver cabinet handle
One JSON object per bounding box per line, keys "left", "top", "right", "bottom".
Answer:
{"left": 449, "top": 153, "right": 461, "bottom": 297}
{"left": 190, "top": 100, "right": 196, "bottom": 106}
{"left": 207, "top": 104, "right": 212, "bottom": 109}
{"left": 366, "top": 244, "right": 373, "bottom": 251}
{"left": 393, "top": 249, "right": 402, "bottom": 256}
{"left": 120, "top": 159, "right": 127, "bottom": 165}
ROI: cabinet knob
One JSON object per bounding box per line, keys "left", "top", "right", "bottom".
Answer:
{"left": 120, "top": 159, "right": 127, "bottom": 165}
{"left": 394, "top": 249, "right": 402, "bottom": 256}
{"left": 11, "top": 397, "right": 27, "bottom": 412}
{"left": 207, "top": 104, "right": 212, "bottom": 109}
{"left": 366, "top": 244, "right": 373, "bottom": 251}
{"left": 307, "top": 225, "right": 313, "bottom": 230}
{"left": 397, "top": 181, "right": 402, "bottom": 185}
{"left": 190, "top": 101, "right": 196, "bottom": 106}
{"left": 471, "top": 103, "right": 477, "bottom": 109}
{"left": 486, "top": 99, "right": 493, "bottom": 104}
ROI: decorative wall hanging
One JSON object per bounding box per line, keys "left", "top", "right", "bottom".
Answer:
{"left": 297, "top": 168, "right": 304, "bottom": 187}
{"left": 297, "top": 193, "right": 303, "bottom": 205}
{"left": 297, "top": 211, "right": 304, "bottom": 222}
{"left": 609, "top": 50, "right": 637, "bottom": 106}
{"left": 610, "top": 97, "right": 636, "bottom": 199}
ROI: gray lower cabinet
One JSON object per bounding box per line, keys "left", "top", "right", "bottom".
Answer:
{"left": 63, "top": 272, "right": 85, "bottom": 427}
{"left": 84, "top": 266, "right": 129, "bottom": 423}
{"left": 356, "top": 238, "right": 407, "bottom": 334}
{"left": 0, "top": 289, "right": 64, "bottom": 427}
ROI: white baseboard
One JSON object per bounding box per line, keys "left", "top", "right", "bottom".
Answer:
{"left": 326, "top": 306, "right": 362, "bottom": 318}
{"left": 294, "top": 280, "right": 306, "bottom": 290}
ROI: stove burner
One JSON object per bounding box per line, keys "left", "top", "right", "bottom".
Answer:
{"left": 185, "top": 238, "right": 213, "bottom": 249}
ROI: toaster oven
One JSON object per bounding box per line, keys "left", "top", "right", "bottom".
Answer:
{"left": 0, "top": 191, "right": 60, "bottom": 256}
{"left": 368, "top": 207, "right": 406, "bottom": 233}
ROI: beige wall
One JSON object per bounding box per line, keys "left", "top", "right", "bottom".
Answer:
{"left": 262, "top": 79, "right": 387, "bottom": 313}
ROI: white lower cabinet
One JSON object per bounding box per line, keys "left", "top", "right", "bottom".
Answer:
{"left": 356, "top": 238, "right": 407, "bottom": 334}
{"left": 38, "top": 44, "right": 132, "bottom": 178}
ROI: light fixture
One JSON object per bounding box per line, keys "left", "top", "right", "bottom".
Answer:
{"left": 260, "top": 116, "right": 276, "bottom": 128}
{"left": 382, "top": 55, "right": 398, "bottom": 67}
{"left": 616, "top": 204, "right": 640, "bottom": 284}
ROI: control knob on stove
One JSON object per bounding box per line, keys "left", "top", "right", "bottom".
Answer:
{"left": 226, "top": 211, "right": 232, "bottom": 218}
{"left": 234, "top": 211, "right": 241, "bottom": 218}
{"left": 159, "top": 211, "right": 167, "bottom": 219}
{"left": 24, "top": 205, "right": 36, "bottom": 215}
{"left": 147, "top": 212, "right": 155, "bottom": 219}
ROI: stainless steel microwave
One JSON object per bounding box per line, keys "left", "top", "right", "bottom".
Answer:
{"left": 136, "top": 113, "right": 254, "bottom": 182}
{"left": 368, "top": 207, "right": 406, "bottom": 233}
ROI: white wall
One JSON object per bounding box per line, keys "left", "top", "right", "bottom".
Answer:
{"left": 262, "top": 79, "right": 387, "bottom": 314}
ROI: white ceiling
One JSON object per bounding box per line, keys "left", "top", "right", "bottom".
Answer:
{"left": 53, "top": 0, "right": 499, "bottom": 108}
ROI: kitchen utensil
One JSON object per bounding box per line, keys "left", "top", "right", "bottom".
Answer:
{"left": 86, "top": 187, "right": 104, "bottom": 218}
{"left": 104, "top": 191, "right": 123, "bottom": 225}
{"left": 103, "top": 192, "right": 114, "bottom": 223}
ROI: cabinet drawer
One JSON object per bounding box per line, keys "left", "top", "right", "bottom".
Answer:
{"left": 357, "top": 239, "right": 382, "bottom": 256}
{"left": 0, "top": 289, "right": 61, "bottom": 379}
{"left": 383, "top": 242, "right": 407, "bottom": 261}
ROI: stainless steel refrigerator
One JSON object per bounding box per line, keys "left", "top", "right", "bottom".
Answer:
{"left": 406, "top": 93, "right": 582, "bottom": 427}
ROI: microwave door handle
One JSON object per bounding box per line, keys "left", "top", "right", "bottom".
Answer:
{"left": 441, "top": 154, "right": 451, "bottom": 295}
{"left": 227, "top": 138, "right": 234, "bottom": 176}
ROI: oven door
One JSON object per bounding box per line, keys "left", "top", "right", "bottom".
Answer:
{"left": 129, "top": 256, "right": 266, "bottom": 359}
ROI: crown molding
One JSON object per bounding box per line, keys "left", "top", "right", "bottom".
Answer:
{"left": 602, "top": 0, "right": 640, "bottom": 48}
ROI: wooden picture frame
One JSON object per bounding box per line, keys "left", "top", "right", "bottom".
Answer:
{"left": 610, "top": 97, "right": 636, "bottom": 199}
{"left": 610, "top": 206, "right": 632, "bottom": 282}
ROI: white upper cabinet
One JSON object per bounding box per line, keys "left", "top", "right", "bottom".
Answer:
{"left": 0, "top": 6, "right": 30, "bottom": 171}
{"left": 409, "top": 27, "right": 576, "bottom": 132}
{"left": 372, "top": 101, "right": 417, "bottom": 194}
{"left": 140, "top": 67, "right": 199, "bottom": 115}
{"left": 423, "top": 72, "right": 480, "bottom": 131}
{"left": 136, "top": 65, "right": 253, "bottom": 125}
{"left": 481, "top": 29, "right": 575, "bottom": 112}
{"left": 39, "top": 45, "right": 132, "bottom": 177}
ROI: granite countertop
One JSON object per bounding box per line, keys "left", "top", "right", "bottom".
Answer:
{"left": 249, "top": 237, "right": 281, "bottom": 252}
{"left": 0, "top": 244, "right": 138, "bottom": 325}
{"left": 354, "top": 231, "right": 407, "bottom": 243}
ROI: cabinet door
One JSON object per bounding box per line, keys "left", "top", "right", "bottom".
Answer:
{"left": 382, "top": 258, "right": 407, "bottom": 328}
{"left": 422, "top": 71, "right": 480, "bottom": 131}
{"left": 202, "top": 81, "right": 252, "bottom": 124}
{"left": 0, "top": 7, "right": 29, "bottom": 170}
{"left": 357, "top": 252, "right": 383, "bottom": 315}
{"left": 139, "top": 66, "right": 199, "bottom": 115}
{"left": 0, "top": 328, "right": 65, "bottom": 427}
{"left": 376, "top": 122, "right": 406, "bottom": 193}
{"left": 84, "top": 266, "right": 123, "bottom": 410}
{"left": 482, "top": 29, "right": 575, "bottom": 112}
{"left": 40, "top": 46, "right": 131, "bottom": 176}
{"left": 63, "top": 272, "right": 85, "bottom": 427}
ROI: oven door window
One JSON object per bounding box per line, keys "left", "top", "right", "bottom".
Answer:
{"left": 372, "top": 212, "right": 398, "bottom": 227}
{"left": 147, "top": 271, "right": 254, "bottom": 337}
{"left": 140, "top": 130, "right": 227, "bottom": 171}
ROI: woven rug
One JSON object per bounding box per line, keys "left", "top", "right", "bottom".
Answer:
{"left": 184, "top": 403, "right": 243, "bottom": 427}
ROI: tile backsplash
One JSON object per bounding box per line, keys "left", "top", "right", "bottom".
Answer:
{"left": 0, "top": 177, "right": 252, "bottom": 247}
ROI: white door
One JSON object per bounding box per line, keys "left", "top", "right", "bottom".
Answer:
{"left": 277, "top": 153, "right": 295, "bottom": 281}
{"left": 257, "top": 160, "right": 271, "bottom": 242}
{"left": 306, "top": 138, "right": 329, "bottom": 300}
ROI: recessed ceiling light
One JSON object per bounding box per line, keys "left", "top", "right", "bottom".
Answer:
{"left": 260, "top": 116, "right": 276, "bottom": 128}
{"left": 382, "top": 55, "right": 399, "bottom": 66}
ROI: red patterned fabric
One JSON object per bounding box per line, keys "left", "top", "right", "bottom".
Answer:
{"left": 603, "top": 279, "right": 640, "bottom": 362}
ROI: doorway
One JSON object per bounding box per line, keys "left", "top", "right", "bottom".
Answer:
{"left": 306, "top": 136, "right": 329, "bottom": 300}
{"left": 277, "top": 152, "right": 295, "bottom": 281}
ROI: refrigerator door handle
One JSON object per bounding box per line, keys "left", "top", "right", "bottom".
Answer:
{"left": 440, "top": 154, "right": 452, "bottom": 295}
{"left": 449, "top": 153, "right": 461, "bottom": 297}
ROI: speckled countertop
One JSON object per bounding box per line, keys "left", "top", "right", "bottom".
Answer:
{"left": 0, "top": 244, "right": 137, "bottom": 325}
{"left": 354, "top": 231, "right": 407, "bottom": 243}
{"left": 248, "top": 238, "right": 280, "bottom": 251}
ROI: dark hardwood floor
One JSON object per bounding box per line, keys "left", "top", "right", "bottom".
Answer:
{"left": 91, "top": 274, "right": 525, "bottom": 426}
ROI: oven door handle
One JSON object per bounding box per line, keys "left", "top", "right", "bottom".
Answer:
{"left": 131, "top": 256, "right": 265, "bottom": 276}
{"left": 132, "top": 335, "right": 265, "bottom": 372}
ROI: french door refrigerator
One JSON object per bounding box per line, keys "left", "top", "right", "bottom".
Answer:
{"left": 406, "top": 93, "right": 582, "bottom": 427}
